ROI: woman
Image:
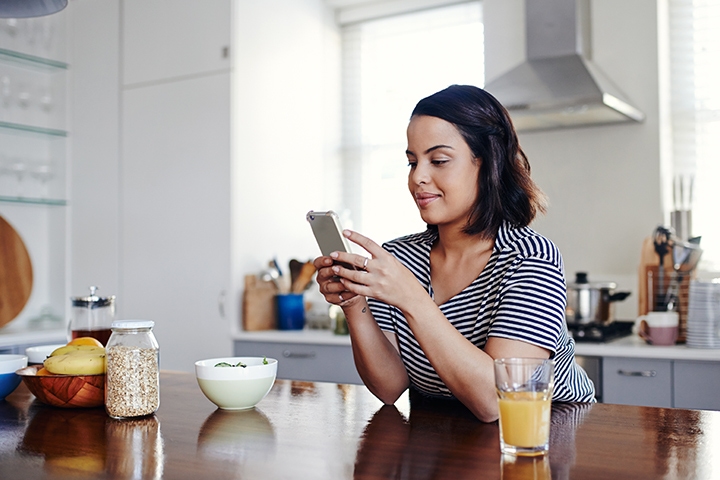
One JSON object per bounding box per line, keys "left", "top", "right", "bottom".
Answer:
{"left": 314, "top": 85, "right": 595, "bottom": 422}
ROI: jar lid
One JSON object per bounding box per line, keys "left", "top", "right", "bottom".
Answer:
{"left": 71, "top": 286, "right": 115, "bottom": 308}
{"left": 111, "top": 320, "right": 155, "bottom": 330}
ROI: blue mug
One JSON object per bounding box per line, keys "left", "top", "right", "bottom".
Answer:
{"left": 275, "top": 294, "right": 305, "bottom": 330}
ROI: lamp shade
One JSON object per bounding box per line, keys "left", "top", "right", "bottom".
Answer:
{"left": 0, "top": 0, "right": 68, "bottom": 18}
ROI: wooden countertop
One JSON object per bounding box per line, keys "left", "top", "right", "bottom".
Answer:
{"left": 2, "top": 372, "right": 720, "bottom": 479}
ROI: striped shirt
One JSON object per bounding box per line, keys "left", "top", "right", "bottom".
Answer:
{"left": 367, "top": 221, "right": 596, "bottom": 403}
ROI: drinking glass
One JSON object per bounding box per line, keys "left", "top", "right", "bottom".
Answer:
{"left": 494, "top": 358, "right": 554, "bottom": 456}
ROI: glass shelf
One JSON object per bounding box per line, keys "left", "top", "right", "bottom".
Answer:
{"left": 0, "top": 121, "right": 67, "bottom": 137}
{"left": 0, "top": 196, "right": 66, "bottom": 206}
{"left": 0, "top": 48, "right": 68, "bottom": 71}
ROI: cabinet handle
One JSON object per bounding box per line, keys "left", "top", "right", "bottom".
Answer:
{"left": 617, "top": 369, "right": 657, "bottom": 377}
{"left": 282, "top": 350, "right": 316, "bottom": 359}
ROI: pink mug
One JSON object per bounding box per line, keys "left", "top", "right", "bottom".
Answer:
{"left": 637, "top": 312, "right": 679, "bottom": 346}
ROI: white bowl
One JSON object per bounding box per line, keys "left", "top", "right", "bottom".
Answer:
{"left": 25, "top": 344, "right": 65, "bottom": 364}
{"left": 195, "top": 357, "right": 278, "bottom": 410}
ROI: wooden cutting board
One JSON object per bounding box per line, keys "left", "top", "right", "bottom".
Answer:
{"left": 0, "top": 215, "right": 33, "bottom": 328}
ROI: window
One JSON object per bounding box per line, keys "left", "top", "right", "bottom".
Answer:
{"left": 669, "top": 0, "right": 720, "bottom": 269}
{"left": 340, "top": 2, "right": 484, "bottom": 244}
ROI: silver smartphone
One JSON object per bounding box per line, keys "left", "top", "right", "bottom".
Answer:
{"left": 306, "top": 210, "right": 352, "bottom": 257}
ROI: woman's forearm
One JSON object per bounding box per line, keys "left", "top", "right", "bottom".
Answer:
{"left": 343, "top": 299, "right": 409, "bottom": 403}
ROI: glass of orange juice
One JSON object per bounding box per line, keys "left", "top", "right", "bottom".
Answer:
{"left": 494, "top": 358, "right": 555, "bottom": 456}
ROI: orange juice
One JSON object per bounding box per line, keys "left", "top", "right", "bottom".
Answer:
{"left": 498, "top": 391, "right": 551, "bottom": 451}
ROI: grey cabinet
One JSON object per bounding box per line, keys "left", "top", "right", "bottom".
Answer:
{"left": 674, "top": 361, "right": 720, "bottom": 411}
{"left": 602, "top": 357, "right": 673, "bottom": 407}
{"left": 234, "top": 339, "right": 362, "bottom": 385}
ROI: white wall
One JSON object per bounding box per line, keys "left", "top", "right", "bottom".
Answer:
{"left": 484, "top": 0, "right": 662, "bottom": 319}
{"left": 230, "top": 0, "right": 342, "bottom": 334}
{"left": 69, "top": 0, "right": 341, "bottom": 369}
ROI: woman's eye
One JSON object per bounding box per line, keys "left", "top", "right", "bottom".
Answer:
{"left": 431, "top": 159, "right": 448, "bottom": 166}
{"left": 407, "top": 161, "right": 417, "bottom": 168}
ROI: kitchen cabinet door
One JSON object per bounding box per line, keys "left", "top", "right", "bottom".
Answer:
{"left": 121, "top": 72, "right": 231, "bottom": 372}
{"left": 234, "top": 340, "right": 362, "bottom": 385}
{"left": 602, "top": 357, "right": 672, "bottom": 407}
{"left": 122, "top": 0, "right": 231, "bottom": 86}
{"left": 673, "top": 361, "right": 720, "bottom": 411}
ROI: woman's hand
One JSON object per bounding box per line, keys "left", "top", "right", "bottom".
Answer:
{"left": 328, "top": 230, "right": 423, "bottom": 312}
{"left": 312, "top": 255, "right": 361, "bottom": 307}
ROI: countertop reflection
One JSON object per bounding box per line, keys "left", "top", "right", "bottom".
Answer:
{"left": 1, "top": 372, "right": 720, "bottom": 479}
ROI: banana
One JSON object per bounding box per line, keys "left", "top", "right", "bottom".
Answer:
{"left": 49, "top": 345, "right": 104, "bottom": 357}
{"left": 44, "top": 352, "right": 106, "bottom": 375}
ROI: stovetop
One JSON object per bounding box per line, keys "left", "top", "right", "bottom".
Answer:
{"left": 567, "top": 320, "right": 634, "bottom": 343}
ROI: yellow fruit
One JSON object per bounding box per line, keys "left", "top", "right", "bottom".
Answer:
{"left": 44, "top": 352, "right": 106, "bottom": 375}
{"left": 36, "top": 367, "right": 53, "bottom": 376}
{"left": 67, "top": 337, "right": 104, "bottom": 348}
{"left": 50, "top": 345, "right": 104, "bottom": 357}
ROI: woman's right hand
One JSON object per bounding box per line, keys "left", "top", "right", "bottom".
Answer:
{"left": 313, "top": 255, "right": 361, "bottom": 307}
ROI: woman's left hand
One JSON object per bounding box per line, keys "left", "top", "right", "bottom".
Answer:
{"left": 330, "top": 230, "right": 424, "bottom": 311}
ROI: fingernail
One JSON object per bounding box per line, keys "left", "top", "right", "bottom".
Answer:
{"left": 332, "top": 266, "right": 339, "bottom": 273}
{"left": 330, "top": 252, "right": 338, "bottom": 258}
{"left": 338, "top": 294, "right": 343, "bottom": 301}
{"left": 343, "top": 229, "right": 351, "bottom": 237}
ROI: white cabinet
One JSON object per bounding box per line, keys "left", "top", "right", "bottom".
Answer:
{"left": 601, "top": 356, "right": 720, "bottom": 410}
{"left": 234, "top": 338, "right": 362, "bottom": 385}
{"left": 122, "top": 0, "right": 231, "bottom": 85}
{"left": 673, "top": 361, "right": 720, "bottom": 411}
{"left": 602, "top": 357, "right": 673, "bottom": 407}
{"left": 119, "top": 1, "right": 233, "bottom": 371}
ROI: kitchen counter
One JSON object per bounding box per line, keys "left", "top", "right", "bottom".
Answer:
{"left": 0, "top": 325, "right": 66, "bottom": 352}
{"left": 2, "top": 371, "right": 720, "bottom": 479}
{"left": 575, "top": 334, "right": 720, "bottom": 361}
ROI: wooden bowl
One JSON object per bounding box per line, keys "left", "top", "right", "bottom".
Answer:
{"left": 16, "top": 365, "right": 105, "bottom": 408}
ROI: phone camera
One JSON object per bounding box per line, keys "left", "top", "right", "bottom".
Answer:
{"left": 309, "top": 215, "right": 315, "bottom": 220}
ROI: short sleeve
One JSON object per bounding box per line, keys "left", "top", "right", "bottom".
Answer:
{"left": 488, "top": 256, "right": 567, "bottom": 354}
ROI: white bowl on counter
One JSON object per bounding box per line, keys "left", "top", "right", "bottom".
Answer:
{"left": 195, "top": 357, "right": 278, "bottom": 410}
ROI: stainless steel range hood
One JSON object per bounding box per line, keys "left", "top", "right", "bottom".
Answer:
{"left": 484, "top": 0, "right": 644, "bottom": 132}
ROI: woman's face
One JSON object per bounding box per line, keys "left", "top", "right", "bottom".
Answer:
{"left": 406, "top": 115, "right": 480, "bottom": 230}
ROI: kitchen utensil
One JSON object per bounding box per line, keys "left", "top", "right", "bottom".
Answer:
{"left": 0, "top": 215, "right": 33, "bottom": 328}
{"left": 291, "top": 261, "right": 316, "bottom": 294}
{"left": 68, "top": 286, "right": 115, "bottom": 346}
{"left": 664, "top": 239, "right": 703, "bottom": 311}
{"left": 289, "top": 259, "right": 304, "bottom": 289}
{"left": 566, "top": 272, "right": 631, "bottom": 325}
{"left": 653, "top": 226, "right": 673, "bottom": 310}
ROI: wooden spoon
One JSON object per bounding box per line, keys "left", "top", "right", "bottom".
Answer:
{"left": 291, "top": 262, "right": 317, "bottom": 294}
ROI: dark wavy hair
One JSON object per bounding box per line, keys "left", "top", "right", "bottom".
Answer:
{"left": 411, "top": 84, "right": 547, "bottom": 239}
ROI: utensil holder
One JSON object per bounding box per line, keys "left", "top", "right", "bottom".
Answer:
{"left": 644, "top": 266, "right": 690, "bottom": 343}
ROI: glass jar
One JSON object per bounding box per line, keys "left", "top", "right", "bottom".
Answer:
{"left": 68, "top": 286, "right": 116, "bottom": 346}
{"left": 105, "top": 320, "right": 160, "bottom": 419}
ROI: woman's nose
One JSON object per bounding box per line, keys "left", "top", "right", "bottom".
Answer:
{"left": 409, "top": 163, "right": 430, "bottom": 185}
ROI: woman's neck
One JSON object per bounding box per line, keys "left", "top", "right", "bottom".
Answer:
{"left": 433, "top": 224, "right": 495, "bottom": 261}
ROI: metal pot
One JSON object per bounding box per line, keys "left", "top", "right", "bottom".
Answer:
{"left": 566, "top": 272, "right": 631, "bottom": 325}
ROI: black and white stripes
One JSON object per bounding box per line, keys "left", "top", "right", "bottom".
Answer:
{"left": 368, "top": 221, "right": 596, "bottom": 403}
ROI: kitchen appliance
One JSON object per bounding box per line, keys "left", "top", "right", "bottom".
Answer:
{"left": 566, "top": 272, "right": 631, "bottom": 326}
{"left": 567, "top": 320, "right": 634, "bottom": 343}
{"left": 484, "top": 0, "right": 644, "bottom": 131}
{"left": 68, "top": 286, "right": 116, "bottom": 346}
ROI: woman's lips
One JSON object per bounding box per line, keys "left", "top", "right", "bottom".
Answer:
{"left": 415, "top": 193, "right": 439, "bottom": 208}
